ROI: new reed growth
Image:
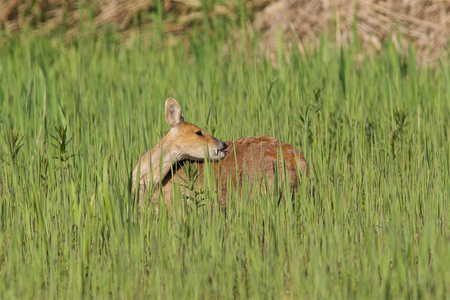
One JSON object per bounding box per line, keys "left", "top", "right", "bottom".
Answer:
{"left": 0, "top": 31, "right": 448, "bottom": 299}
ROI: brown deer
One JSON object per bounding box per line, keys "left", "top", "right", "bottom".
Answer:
{"left": 132, "top": 98, "right": 309, "bottom": 209}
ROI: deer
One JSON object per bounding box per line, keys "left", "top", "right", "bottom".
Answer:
{"left": 132, "top": 97, "right": 309, "bottom": 210}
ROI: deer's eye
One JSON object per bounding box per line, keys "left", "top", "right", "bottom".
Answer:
{"left": 195, "top": 131, "right": 204, "bottom": 137}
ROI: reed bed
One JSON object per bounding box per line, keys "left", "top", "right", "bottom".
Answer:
{"left": 0, "top": 25, "right": 449, "bottom": 298}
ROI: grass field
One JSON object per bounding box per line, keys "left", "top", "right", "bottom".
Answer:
{"left": 0, "top": 28, "right": 449, "bottom": 299}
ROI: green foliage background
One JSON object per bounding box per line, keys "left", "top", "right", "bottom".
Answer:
{"left": 0, "top": 16, "right": 449, "bottom": 299}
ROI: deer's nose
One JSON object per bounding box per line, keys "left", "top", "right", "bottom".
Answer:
{"left": 221, "top": 142, "right": 228, "bottom": 152}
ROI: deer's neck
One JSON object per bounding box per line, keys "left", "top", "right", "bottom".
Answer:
{"left": 147, "top": 136, "right": 180, "bottom": 188}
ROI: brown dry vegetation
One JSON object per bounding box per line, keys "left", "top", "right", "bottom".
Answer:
{"left": 255, "top": 0, "right": 450, "bottom": 64}
{"left": 0, "top": 0, "right": 448, "bottom": 63}
{"left": 0, "top": 0, "right": 243, "bottom": 38}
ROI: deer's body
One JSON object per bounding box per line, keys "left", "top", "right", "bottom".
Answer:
{"left": 160, "top": 136, "right": 308, "bottom": 208}
{"left": 132, "top": 98, "right": 309, "bottom": 209}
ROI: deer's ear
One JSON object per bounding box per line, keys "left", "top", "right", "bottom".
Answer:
{"left": 165, "top": 97, "right": 184, "bottom": 128}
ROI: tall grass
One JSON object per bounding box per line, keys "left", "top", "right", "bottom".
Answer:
{"left": 0, "top": 30, "right": 449, "bottom": 299}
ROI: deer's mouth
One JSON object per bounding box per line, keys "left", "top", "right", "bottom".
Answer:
{"left": 214, "top": 145, "right": 228, "bottom": 159}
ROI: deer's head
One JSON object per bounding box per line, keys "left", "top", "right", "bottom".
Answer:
{"left": 164, "top": 97, "right": 228, "bottom": 161}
